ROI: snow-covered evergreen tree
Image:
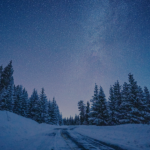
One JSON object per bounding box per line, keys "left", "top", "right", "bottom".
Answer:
{"left": 21, "top": 88, "right": 28, "bottom": 117}
{"left": 50, "top": 97, "right": 59, "bottom": 125}
{"left": 28, "top": 89, "right": 40, "bottom": 121}
{"left": 0, "top": 65, "right": 3, "bottom": 90}
{"left": 0, "top": 61, "right": 14, "bottom": 111}
{"left": 13, "top": 85, "right": 23, "bottom": 115}
{"left": 63, "top": 118, "right": 67, "bottom": 125}
{"left": 113, "top": 81, "right": 122, "bottom": 124}
{"left": 0, "top": 66, "right": 3, "bottom": 108}
{"left": 0, "top": 88, "right": 7, "bottom": 110}
{"left": 39, "top": 88, "right": 48, "bottom": 123}
{"left": 93, "top": 86, "right": 108, "bottom": 125}
{"left": 136, "top": 86, "right": 145, "bottom": 123}
{"left": 5, "top": 83, "right": 14, "bottom": 111}
{"left": 128, "top": 73, "right": 142, "bottom": 123}
{"left": 120, "top": 82, "right": 130, "bottom": 124}
{"left": 47, "top": 100, "right": 52, "bottom": 124}
{"left": 59, "top": 113, "right": 63, "bottom": 125}
{"left": 78, "top": 100, "right": 85, "bottom": 125}
{"left": 89, "top": 83, "right": 98, "bottom": 124}
{"left": 143, "top": 86, "right": 150, "bottom": 124}
{"left": 108, "top": 86, "right": 117, "bottom": 125}
{"left": 84, "top": 101, "right": 90, "bottom": 125}
{"left": 74, "top": 114, "right": 80, "bottom": 125}
{"left": 56, "top": 105, "right": 61, "bottom": 125}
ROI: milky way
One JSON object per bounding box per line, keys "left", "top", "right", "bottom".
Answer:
{"left": 1, "top": 0, "right": 150, "bottom": 117}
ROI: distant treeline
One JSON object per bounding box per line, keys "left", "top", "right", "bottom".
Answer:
{"left": 63, "top": 74, "right": 150, "bottom": 125}
{"left": 0, "top": 61, "right": 63, "bottom": 125}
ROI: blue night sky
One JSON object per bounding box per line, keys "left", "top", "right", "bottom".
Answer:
{"left": 0, "top": 0, "right": 150, "bottom": 117}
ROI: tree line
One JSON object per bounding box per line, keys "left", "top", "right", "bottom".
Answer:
{"left": 0, "top": 61, "right": 63, "bottom": 125}
{"left": 63, "top": 74, "right": 150, "bottom": 125}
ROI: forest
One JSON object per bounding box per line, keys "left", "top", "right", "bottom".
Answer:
{"left": 0, "top": 61, "right": 63, "bottom": 125}
{"left": 0, "top": 61, "right": 150, "bottom": 126}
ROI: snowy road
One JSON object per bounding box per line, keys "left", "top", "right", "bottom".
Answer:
{"left": 53, "top": 127, "right": 125, "bottom": 150}
{"left": 18, "top": 127, "right": 125, "bottom": 150}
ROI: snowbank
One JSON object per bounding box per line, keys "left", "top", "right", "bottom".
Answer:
{"left": 74, "top": 124, "right": 150, "bottom": 150}
{"left": 0, "top": 111, "right": 58, "bottom": 149}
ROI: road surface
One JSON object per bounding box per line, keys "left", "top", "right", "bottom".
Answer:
{"left": 17, "top": 127, "right": 125, "bottom": 150}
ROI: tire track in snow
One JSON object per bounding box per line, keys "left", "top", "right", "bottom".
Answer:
{"left": 61, "top": 128, "right": 125, "bottom": 150}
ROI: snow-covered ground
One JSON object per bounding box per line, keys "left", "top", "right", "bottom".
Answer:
{"left": 0, "top": 111, "right": 150, "bottom": 150}
{"left": 0, "top": 111, "right": 67, "bottom": 150}
{"left": 74, "top": 124, "right": 150, "bottom": 150}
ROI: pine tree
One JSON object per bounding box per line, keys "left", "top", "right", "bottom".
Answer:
{"left": 108, "top": 86, "right": 117, "bottom": 125}
{"left": 0, "top": 66, "right": 3, "bottom": 110}
{"left": 13, "top": 85, "right": 22, "bottom": 115}
{"left": 78, "top": 100, "right": 85, "bottom": 125}
{"left": 59, "top": 113, "right": 63, "bottom": 125}
{"left": 0, "top": 61, "right": 14, "bottom": 111}
{"left": 113, "top": 81, "right": 122, "bottom": 124}
{"left": 128, "top": 73, "right": 142, "bottom": 123}
{"left": 94, "top": 86, "right": 108, "bottom": 125}
{"left": 1, "top": 61, "right": 14, "bottom": 89}
{"left": 137, "top": 86, "right": 145, "bottom": 123}
{"left": 63, "top": 118, "right": 67, "bottom": 125}
{"left": 56, "top": 104, "right": 60, "bottom": 125}
{"left": 28, "top": 89, "right": 40, "bottom": 121}
{"left": 0, "top": 88, "right": 7, "bottom": 110}
{"left": 39, "top": 88, "right": 48, "bottom": 123}
{"left": 5, "top": 83, "right": 14, "bottom": 111}
{"left": 47, "top": 100, "right": 52, "bottom": 124}
{"left": 89, "top": 83, "right": 98, "bottom": 124}
{"left": 50, "top": 97, "right": 58, "bottom": 125}
{"left": 120, "top": 82, "right": 130, "bottom": 124}
{"left": 21, "top": 88, "right": 28, "bottom": 117}
{"left": 84, "top": 101, "right": 90, "bottom": 125}
{"left": 143, "top": 86, "right": 150, "bottom": 124}
{"left": 0, "top": 65, "right": 3, "bottom": 93}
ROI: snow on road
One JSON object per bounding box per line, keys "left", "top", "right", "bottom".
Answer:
{"left": 74, "top": 125, "right": 150, "bottom": 150}
{"left": 0, "top": 111, "right": 150, "bottom": 150}
{"left": 61, "top": 128, "right": 121, "bottom": 150}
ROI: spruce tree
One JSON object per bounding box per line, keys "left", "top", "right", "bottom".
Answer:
{"left": 39, "top": 88, "right": 48, "bottom": 123}
{"left": 78, "top": 100, "right": 85, "bottom": 125}
{"left": 56, "top": 105, "right": 60, "bottom": 125}
{"left": 0, "top": 65, "right": 3, "bottom": 93}
{"left": 108, "top": 86, "right": 117, "bottom": 125}
{"left": 13, "top": 85, "right": 23, "bottom": 115}
{"left": 47, "top": 100, "right": 52, "bottom": 124}
{"left": 120, "top": 82, "right": 130, "bottom": 124}
{"left": 128, "top": 73, "right": 142, "bottom": 123}
{"left": 143, "top": 86, "right": 150, "bottom": 124}
{"left": 0, "top": 66, "right": 3, "bottom": 109}
{"left": 21, "top": 88, "right": 28, "bottom": 117}
{"left": 5, "top": 83, "right": 14, "bottom": 111}
{"left": 59, "top": 113, "right": 63, "bottom": 125}
{"left": 89, "top": 83, "right": 98, "bottom": 124}
{"left": 50, "top": 97, "right": 58, "bottom": 125}
{"left": 94, "top": 86, "right": 108, "bottom": 125}
{"left": 28, "top": 89, "right": 40, "bottom": 121}
{"left": 63, "top": 118, "right": 67, "bottom": 125}
{"left": 0, "top": 61, "right": 14, "bottom": 111}
{"left": 113, "top": 81, "right": 122, "bottom": 124}
{"left": 1, "top": 61, "right": 14, "bottom": 89}
{"left": 84, "top": 101, "right": 90, "bottom": 125}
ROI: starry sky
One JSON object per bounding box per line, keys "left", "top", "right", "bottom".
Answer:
{"left": 1, "top": 0, "right": 150, "bottom": 118}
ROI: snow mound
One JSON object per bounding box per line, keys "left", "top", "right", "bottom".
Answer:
{"left": 0, "top": 111, "right": 57, "bottom": 149}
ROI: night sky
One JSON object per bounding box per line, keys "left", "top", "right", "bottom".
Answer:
{"left": 1, "top": 0, "right": 150, "bottom": 117}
